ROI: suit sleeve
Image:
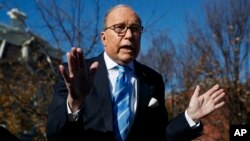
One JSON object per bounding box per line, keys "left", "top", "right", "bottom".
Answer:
{"left": 166, "top": 110, "right": 203, "bottom": 141}
{"left": 46, "top": 70, "right": 85, "bottom": 141}
{"left": 145, "top": 63, "right": 203, "bottom": 140}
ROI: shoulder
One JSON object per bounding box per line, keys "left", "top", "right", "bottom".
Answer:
{"left": 134, "top": 60, "right": 163, "bottom": 81}
{"left": 85, "top": 53, "right": 104, "bottom": 66}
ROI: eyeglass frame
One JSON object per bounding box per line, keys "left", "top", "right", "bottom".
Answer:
{"left": 104, "top": 23, "right": 144, "bottom": 35}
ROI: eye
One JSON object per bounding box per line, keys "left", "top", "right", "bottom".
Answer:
{"left": 114, "top": 24, "right": 126, "bottom": 32}
{"left": 130, "top": 25, "right": 140, "bottom": 31}
{"left": 129, "top": 24, "right": 143, "bottom": 32}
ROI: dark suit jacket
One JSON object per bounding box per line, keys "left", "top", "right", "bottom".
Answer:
{"left": 46, "top": 53, "right": 203, "bottom": 141}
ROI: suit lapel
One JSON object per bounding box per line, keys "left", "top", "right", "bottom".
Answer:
{"left": 93, "top": 54, "right": 114, "bottom": 131}
{"left": 126, "top": 61, "right": 151, "bottom": 137}
{"left": 90, "top": 57, "right": 152, "bottom": 133}
{"left": 133, "top": 60, "right": 152, "bottom": 112}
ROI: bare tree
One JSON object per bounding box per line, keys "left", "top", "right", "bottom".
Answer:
{"left": 139, "top": 32, "right": 175, "bottom": 87}
{"left": 170, "top": 0, "right": 250, "bottom": 140}
{"left": 204, "top": 0, "right": 250, "bottom": 124}
{"left": 35, "top": 0, "right": 102, "bottom": 57}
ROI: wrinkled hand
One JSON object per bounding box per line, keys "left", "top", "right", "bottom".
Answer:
{"left": 187, "top": 84, "right": 225, "bottom": 122}
{"left": 59, "top": 47, "right": 98, "bottom": 112}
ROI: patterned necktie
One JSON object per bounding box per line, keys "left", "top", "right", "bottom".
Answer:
{"left": 113, "top": 65, "right": 131, "bottom": 141}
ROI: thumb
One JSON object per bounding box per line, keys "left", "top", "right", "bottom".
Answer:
{"left": 84, "top": 61, "right": 99, "bottom": 93}
{"left": 90, "top": 61, "right": 99, "bottom": 74}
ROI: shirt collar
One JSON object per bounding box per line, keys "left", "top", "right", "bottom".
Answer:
{"left": 104, "top": 52, "right": 135, "bottom": 71}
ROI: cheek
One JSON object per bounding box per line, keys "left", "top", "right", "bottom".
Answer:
{"left": 105, "top": 39, "right": 119, "bottom": 54}
{"left": 106, "top": 45, "right": 117, "bottom": 54}
{"left": 107, "top": 37, "right": 120, "bottom": 50}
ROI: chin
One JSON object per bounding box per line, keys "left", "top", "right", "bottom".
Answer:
{"left": 119, "top": 56, "right": 133, "bottom": 64}
{"left": 124, "top": 54, "right": 134, "bottom": 59}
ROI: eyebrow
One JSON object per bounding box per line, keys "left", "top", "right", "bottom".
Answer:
{"left": 113, "top": 22, "right": 141, "bottom": 26}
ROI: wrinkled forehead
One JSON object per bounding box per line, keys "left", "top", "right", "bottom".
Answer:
{"left": 106, "top": 6, "right": 141, "bottom": 26}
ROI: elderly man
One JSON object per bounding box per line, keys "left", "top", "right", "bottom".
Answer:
{"left": 46, "top": 4, "right": 225, "bottom": 141}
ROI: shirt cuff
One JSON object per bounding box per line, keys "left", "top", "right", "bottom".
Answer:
{"left": 67, "top": 99, "right": 80, "bottom": 121}
{"left": 185, "top": 110, "right": 200, "bottom": 128}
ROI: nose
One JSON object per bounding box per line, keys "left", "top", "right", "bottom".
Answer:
{"left": 124, "top": 28, "right": 132, "bottom": 39}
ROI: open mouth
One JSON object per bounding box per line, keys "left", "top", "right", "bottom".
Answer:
{"left": 120, "top": 45, "right": 133, "bottom": 53}
{"left": 121, "top": 45, "right": 133, "bottom": 50}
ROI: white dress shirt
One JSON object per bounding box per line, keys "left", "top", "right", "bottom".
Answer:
{"left": 103, "top": 52, "right": 137, "bottom": 115}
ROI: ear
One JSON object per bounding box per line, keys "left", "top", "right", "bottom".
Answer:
{"left": 101, "top": 32, "right": 106, "bottom": 46}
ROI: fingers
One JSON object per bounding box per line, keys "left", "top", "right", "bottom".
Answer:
{"left": 207, "top": 84, "right": 225, "bottom": 102}
{"left": 67, "top": 47, "right": 86, "bottom": 77}
{"left": 76, "top": 48, "right": 84, "bottom": 69}
{"left": 211, "top": 89, "right": 224, "bottom": 100}
{"left": 204, "top": 84, "right": 220, "bottom": 96}
{"left": 214, "top": 101, "right": 225, "bottom": 109}
{"left": 59, "top": 65, "right": 70, "bottom": 83}
{"left": 209, "top": 85, "right": 226, "bottom": 109}
{"left": 71, "top": 47, "right": 80, "bottom": 72}
{"left": 67, "top": 52, "right": 75, "bottom": 77}
{"left": 213, "top": 91, "right": 225, "bottom": 105}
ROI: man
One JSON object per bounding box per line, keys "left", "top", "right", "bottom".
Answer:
{"left": 46, "top": 4, "right": 225, "bottom": 141}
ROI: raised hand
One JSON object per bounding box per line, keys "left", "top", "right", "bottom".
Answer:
{"left": 187, "top": 84, "right": 225, "bottom": 122}
{"left": 59, "top": 47, "right": 98, "bottom": 112}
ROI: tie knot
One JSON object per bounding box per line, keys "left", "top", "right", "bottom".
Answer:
{"left": 116, "top": 65, "right": 127, "bottom": 73}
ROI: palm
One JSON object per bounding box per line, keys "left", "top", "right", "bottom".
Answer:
{"left": 59, "top": 47, "right": 98, "bottom": 112}
{"left": 187, "top": 84, "right": 225, "bottom": 121}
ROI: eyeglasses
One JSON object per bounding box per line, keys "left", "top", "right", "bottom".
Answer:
{"left": 105, "top": 23, "right": 143, "bottom": 35}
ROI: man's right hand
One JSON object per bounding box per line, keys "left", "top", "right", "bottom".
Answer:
{"left": 59, "top": 47, "right": 98, "bottom": 112}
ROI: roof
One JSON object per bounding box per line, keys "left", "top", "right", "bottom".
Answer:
{"left": 0, "top": 22, "right": 64, "bottom": 60}
{"left": 0, "top": 23, "right": 32, "bottom": 46}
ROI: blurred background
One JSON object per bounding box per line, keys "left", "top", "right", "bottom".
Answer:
{"left": 0, "top": 0, "right": 249, "bottom": 140}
